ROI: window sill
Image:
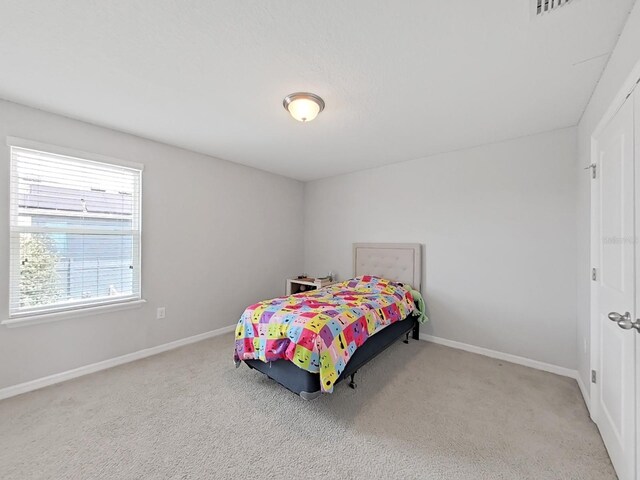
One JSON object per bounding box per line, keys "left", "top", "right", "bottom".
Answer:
{"left": 1, "top": 299, "right": 147, "bottom": 328}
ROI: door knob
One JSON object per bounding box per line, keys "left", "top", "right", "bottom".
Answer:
{"left": 608, "top": 311, "right": 631, "bottom": 322}
{"left": 608, "top": 311, "right": 640, "bottom": 333}
{"left": 617, "top": 318, "right": 640, "bottom": 333}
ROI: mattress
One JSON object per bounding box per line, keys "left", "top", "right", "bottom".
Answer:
{"left": 234, "top": 276, "right": 418, "bottom": 393}
{"left": 244, "top": 314, "right": 418, "bottom": 399}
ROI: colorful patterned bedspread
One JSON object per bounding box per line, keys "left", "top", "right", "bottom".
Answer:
{"left": 233, "top": 276, "right": 416, "bottom": 393}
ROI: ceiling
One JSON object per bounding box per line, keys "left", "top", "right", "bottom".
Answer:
{"left": 0, "top": 0, "right": 636, "bottom": 181}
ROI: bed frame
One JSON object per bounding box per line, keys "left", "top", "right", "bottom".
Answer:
{"left": 244, "top": 243, "right": 422, "bottom": 400}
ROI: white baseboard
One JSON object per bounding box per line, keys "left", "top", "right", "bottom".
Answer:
{"left": 576, "top": 373, "right": 591, "bottom": 414}
{"left": 0, "top": 324, "right": 236, "bottom": 401}
{"left": 419, "top": 334, "right": 579, "bottom": 379}
{"left": 2, "top": 327, "right": 590, "bottom": 408}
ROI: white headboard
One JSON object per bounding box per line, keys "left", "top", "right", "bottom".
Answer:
{"left": 353, "top": 243, "right": 422, "bottom": 291}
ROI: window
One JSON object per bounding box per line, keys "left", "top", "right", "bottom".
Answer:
{"left": 8, "top": 139, "right": 142, "bottom": 320}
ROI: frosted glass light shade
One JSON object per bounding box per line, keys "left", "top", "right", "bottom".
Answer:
{"left": 283, "top": 92, "right": 325, "bottom": 122}
{"left": 287, "top": 98, "right": 320, "bottom": 122}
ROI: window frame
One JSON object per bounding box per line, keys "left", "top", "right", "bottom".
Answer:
{"left": 3, "top": 137, "right": 144, "bottom": 327}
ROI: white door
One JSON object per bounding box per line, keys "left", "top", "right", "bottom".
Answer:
{"left": 592, "top": 91, "right": 637, "bottom": 480}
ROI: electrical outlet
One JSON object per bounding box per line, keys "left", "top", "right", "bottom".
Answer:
{"left": 156, "top": 307, "right": 166, "bottom": 319}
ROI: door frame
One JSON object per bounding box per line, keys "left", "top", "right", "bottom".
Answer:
{"left": 589, "top": 58, "right": 640, "bottom": 479}
{"left": 635, "top": 86, "right": 640, "bottom": 480}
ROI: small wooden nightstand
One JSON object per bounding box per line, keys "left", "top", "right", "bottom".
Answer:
{"left": 286, "top": 277, "right": 335, "bottom": 295}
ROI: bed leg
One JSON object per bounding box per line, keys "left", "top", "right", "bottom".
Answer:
{"left": 348, "top": 372, "right": 357, "bottom": 389}
{"left": 403, "top": 331, "right": 410, "bottom": 344}
{"left": 412, "top": 321, "right": 420, "bottom": 341}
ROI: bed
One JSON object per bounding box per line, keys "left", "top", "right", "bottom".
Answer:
{"left": 234, "top": 243, "right": 423, "bottom": 400}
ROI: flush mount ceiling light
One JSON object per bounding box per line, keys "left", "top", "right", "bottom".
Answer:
{"left": 283, "top": 92, "right": 325, "bottom": 122}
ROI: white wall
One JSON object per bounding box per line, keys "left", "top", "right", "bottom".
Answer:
{"left": 576, "top": 1, "right": 640, "bottom": 397}
{"left": 9, "top": 0, "right": 640, "bottom": 389}
{"left": 305, "top": 128, "right": 578, "bottom": 369}
{"left": 0, "top": 99, "right": 304, "bottom": 390}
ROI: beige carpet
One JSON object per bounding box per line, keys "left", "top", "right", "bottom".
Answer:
{"left": 0, "top": 333, "right": 614, "bottom": 480}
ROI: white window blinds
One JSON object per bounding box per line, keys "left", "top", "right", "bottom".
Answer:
{"left": 9, "top": 142, "right": 142, "bottom": 318}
